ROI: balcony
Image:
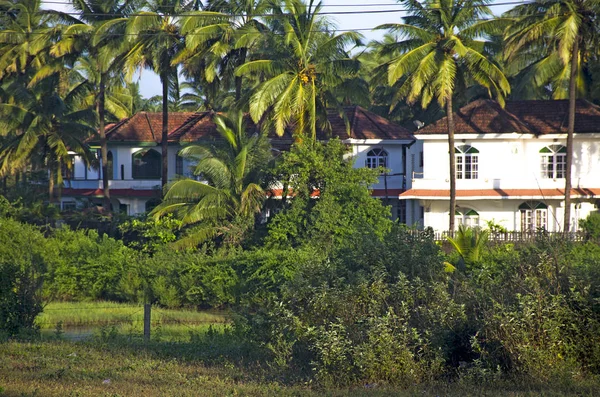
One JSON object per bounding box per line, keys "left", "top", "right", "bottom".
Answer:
{"left": 65, "top": 179, "right": 161, "bottom": 190}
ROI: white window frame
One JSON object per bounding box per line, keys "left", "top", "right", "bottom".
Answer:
{"left": 540, "top": 145, "right": 566, "bottom": 179}
{"left": 365, "top": 148, "right": 388, "bottom": 169}
{"left": 456, "top": 208, "right": 480, "bottom": 228}
{"left": 455, "top": 145, "right": 479, "bottom": 180}
{"left": 519, "top": 201, "right": 548, "bottom": 232}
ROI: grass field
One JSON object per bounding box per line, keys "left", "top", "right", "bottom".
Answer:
{"left": 2, "top": 339, "right": 600, "bottom": 397}
{"left": 36, "top": 301, "right": 229, "bottom": 341}
{"left": 1, "top": 302, "right": 599, "bottom": 396}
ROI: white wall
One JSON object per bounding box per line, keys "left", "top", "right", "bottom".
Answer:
{"left": 413, "top": 134, "right": 600, "bottom": 191}
{"left": 349, "top": 141, "right": 412, "bottom": 190}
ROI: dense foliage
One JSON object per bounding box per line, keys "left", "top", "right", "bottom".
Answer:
{"left": 2, "top": 139, "right": 600, "bottom": 388}
{"left": 1, "top": 0, "right": 600, "bottom": 390}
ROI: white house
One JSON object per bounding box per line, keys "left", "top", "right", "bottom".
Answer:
{"left": 61, "top": 107, "right": 416, "bottom": 217}
{"left": 401, "top": 99, "right": 600, "bottom": 232}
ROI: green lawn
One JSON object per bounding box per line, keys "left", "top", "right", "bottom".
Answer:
{"left": 2, "top": 339, "right": 600, "bottom": 397}
{"left": 36, "top": 301, "right": 229, "bottom": 341}
{"left": 0, "top": 302, "right": 598, "bottom": 396}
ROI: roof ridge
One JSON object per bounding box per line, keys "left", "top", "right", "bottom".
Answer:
{"left": 105, "top": 115, "right": 132, "bottom": 138}
{"left": 168, "top": 112, "right": 212, "bottom": 141}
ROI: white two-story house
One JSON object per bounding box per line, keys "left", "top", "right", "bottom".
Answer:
{"left": 61, "top": 107, "right": 416, "bottom": 218}
{"left": 401, "top": 99, "right": 600, "bottom": 232}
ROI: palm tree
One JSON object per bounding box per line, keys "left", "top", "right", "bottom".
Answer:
{"left": 504, "top": 0, "right": 599, "bottom": 232}
{"left": 379, "top": 0, "right": 510, "bottom": 232}
{"left": 124, "top": 0, "right": 198, "bottom": 189}
{"left": 177, "top": 0, "right": 273, "bottom": 102}
{"left": 151, "top": 111, "right": 272, "bottom": 246}
{"left": 43, "top": 0, "right": 140, "bottom": 209}
{"left": 235, "top": 0, "right": 364, "bottom": 139}
{"left": 0, "top": 73, "right": 96, "bottom": 201}
{"left": 445, "top": 224, "right": 489, "bottom": 272}
{"left": 0, "top": 0, "right": 70, "bottom": 79}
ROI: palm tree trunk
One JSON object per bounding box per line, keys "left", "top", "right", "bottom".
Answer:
{"left": 564, "top": 38, "right": 579, "bottom": 233}
{"left": 48, "top": 167, "right": 55, "bottom": 203}
{"left": 161, "top": 71, "right": 169, "bottom": 190}
{"left": 235, "top": 48, "right": 247, "bottom": 101}
{"left": 447, "top": 96, "right": 456, "bottom": 234}
{"left": 98, "top": 73, "right": 111, "bottom": 210}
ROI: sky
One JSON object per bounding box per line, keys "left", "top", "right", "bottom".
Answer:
{"left": 42, "top": 0, "right": 519, "bottom": 98}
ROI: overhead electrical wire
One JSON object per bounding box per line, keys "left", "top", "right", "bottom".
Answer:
{"left": 25, "top": 0, "right": 533, "bottom": 18}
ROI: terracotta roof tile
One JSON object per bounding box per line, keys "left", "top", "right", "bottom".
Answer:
{"left": 106, "top": 107, "right": 414, "bottom": 144}
{"left": 417, "top": 99, "right": 600, "bottom": 135}
{"left": 399, "top": 188, "right": 600, "bottom": 199}
{"left": 106, "top": 112, "right": 200, "bottom": 143}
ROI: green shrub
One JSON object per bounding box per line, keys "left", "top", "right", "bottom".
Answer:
{"left": 44, "top": 227, "right": 139, "bottom": 301}
{"left": 580, "top": 212, "right": 600, "bottom": 240}
{"left": 0, "top": 219, "right": 49, "bottom": 337}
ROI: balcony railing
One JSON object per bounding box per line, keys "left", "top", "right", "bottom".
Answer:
{"left": 407, "top": 229, "right": 586, "bottom": 242}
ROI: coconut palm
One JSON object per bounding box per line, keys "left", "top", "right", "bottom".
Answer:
{"left": 0, "top": 0, "right": 72, "bottom": 79}
{"left": 504, "top": 0, "right": 600, "bottom": 232}
{"left": 379, "top": 0, "right": 510, "bottom": 232}
{"left": 445, "top": 224, "right": 489, "bottom": 272}
{"left": 151, "top": 111, "right": 272, "bottom": 246}
{"left": 124, "top": 0, "right": 199, "bottom": 189}
{"left": 177, "top": 0, "right": 274, "bottom": 103}
{"left": 235, "top": 0, "right": 364, "bottom": 139}
{"left": 0, "top": 73, "right": 96, "bottom": 201}
{"left": 42, "top": 0, "right": 140, "bottom": 209}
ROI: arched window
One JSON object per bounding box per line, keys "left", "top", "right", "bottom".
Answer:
{"left": 456, "top": 208, "right": 480, "bottom": 227}
{"left": 176, "top": 152, "right": 184, "bottom": 176}
{"left": 132, "top": 149, "right": 161, "bottom": 179}
{"left": 540, "top": 145, "right": 566, "bottom": 179}
{"left": 365, "top": 148, "right": 388, "bottom": 168}
{"left": 106, "top": 151, "right": 113, "bottom": 180}
{"left": 455, "top": 145, "right": 479, "bottom": 179}
{"left": 519, "top": 201, "right": 548, "bottom": 232}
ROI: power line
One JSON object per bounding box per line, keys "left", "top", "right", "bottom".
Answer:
{"left": 30, "top": 0, "right": 531, "bottom": 18}
{"left": 0, "top": 16, "right": 519, "bottom": 37}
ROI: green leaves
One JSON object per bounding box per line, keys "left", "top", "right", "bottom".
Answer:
{"left": 383, "top": 0, "right": 510, "bottom": 109}
{"left": 152, "top": 111, "right": 272, "bottom": 247}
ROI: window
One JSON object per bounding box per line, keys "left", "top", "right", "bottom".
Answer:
{"left": 519, "top": 201, "right": 548, "bottom": 232}
{"left": 106, "top": 151, "right": 113, "bottom": 180}
{"left": 455, "top": 145, "right": 479, "bottom": 179}
{"left": 397, "top": 200, "right": 407, "bottom": 223}
{"left": 176, "top": 153, "right": 184, "bottom": 176}
{"left": 132, "top": 149, "right": 161, "bottom": 179}
{"left": 456, "top": 208, "right": 479, "bottom": 227}
{"left": 540, "top": 145, "right": 566, "bottom": 179}
{"left": 365, "top": 148, "right": 388, "bottom": 169}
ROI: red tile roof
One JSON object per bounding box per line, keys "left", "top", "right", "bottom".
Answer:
{"left": 105, "top": 112, "right": 202, "bottom": 143}
{"left": 266, "top": 188, "right": 405, "bottom": 199}
{"left": 105, "top": 107, "right": 414, "bottom": 144}
{"left": 417, "top": 99, "right": 600, "bottom": 135}
{"left": 399, "top": 188, "right": 600, "bottom": 199}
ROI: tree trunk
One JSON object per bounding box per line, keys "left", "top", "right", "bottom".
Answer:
{"left": 235, "top": 48, "right": 247, "bottom": 101}
{"left": 161, "top": 71, "right": 169, "bottom": 190}
{"left": 564, "top": 38, "right": 579, "bottom": 233}
{"left": 48, "top": 167, "right": 55, "bottom": 203}
{"left": 98, "top": 73, "right": 111, "bottom": 210}
{"left": 447, "top": 96, "right": 456, "bottom": 234}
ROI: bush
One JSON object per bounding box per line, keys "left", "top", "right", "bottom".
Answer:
{"left": 0, "top": 219, "right": 49, "bottom": 337}
{"left": 580, "top": 212, "right": 600, "bottom": 241}
{"left": 44, "top": 227, "right": 140, "bottom": 301}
